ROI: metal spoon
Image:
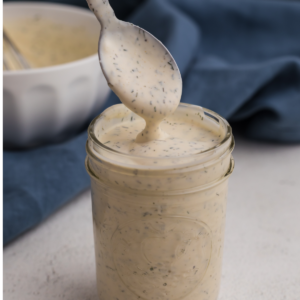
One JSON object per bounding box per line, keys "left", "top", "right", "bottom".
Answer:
{"left": 85, "top": 0, "right": 182, "bottom": 137}
{"left": 3, "top": 29, "right": 31, "bottom": 70}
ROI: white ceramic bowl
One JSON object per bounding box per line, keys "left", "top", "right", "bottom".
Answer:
{"left": 3, "top": 2, "right": 110, "bottom": 148}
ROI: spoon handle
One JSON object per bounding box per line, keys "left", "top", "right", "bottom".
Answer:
{"left": 86, "top": 0, "right": 117, "bottom": 28}
{"left": 3, "top": 29, "right": 31, "bottom": 70}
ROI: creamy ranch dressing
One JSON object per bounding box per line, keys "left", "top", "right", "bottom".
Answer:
{"left": 86, "top": 2, "right": 234, "bottom": 300}
{"left": 90, "top": 177, "right": 230, "bottom": 300}
{"left": 3, "top": 17, "right": 98, "bottom": 70}
{"left": 99, "top": 114, "right": 223, "bottom": 159}
{"left": 87, "top": 105, "right": 234, "bottom": 300}
{"left": 87, "top": 0, "right": 182, "bottom": 142}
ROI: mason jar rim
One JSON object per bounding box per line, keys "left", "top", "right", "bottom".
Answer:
{"left": 86, "top": 103, "right": 234, "bottom": 170}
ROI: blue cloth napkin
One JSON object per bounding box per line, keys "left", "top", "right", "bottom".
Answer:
{"left": 3, "top": 0, "right": 300, "bottom": 245}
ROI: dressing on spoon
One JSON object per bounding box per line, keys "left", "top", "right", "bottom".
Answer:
{"left": 86, "top": 0, "right": 182, "bottom": 142}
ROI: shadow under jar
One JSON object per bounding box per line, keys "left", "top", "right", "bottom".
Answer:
{"left": 86, "top": 103, "right": 234, "bottom": 300}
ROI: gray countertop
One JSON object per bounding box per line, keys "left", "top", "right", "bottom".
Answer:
{"left": 4, "top": 137, "right": 300, "bottom": 300}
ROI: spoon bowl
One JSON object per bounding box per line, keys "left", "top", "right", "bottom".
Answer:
{"left": 86, "top": 0, "right": 182, "bottom": 141}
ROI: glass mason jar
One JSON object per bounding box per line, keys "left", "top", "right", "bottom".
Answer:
{"left": 86, "top": 103, "right": 234, "bottom": 300}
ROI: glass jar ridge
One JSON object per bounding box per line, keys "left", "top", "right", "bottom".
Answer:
{"left": 86, "top": 103, "right": 234, "bottom": 194}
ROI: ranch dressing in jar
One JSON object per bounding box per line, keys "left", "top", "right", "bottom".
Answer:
{"left": 86, "top": 105, "right": 234, "bottom": 300}
{"left": 85, "top": 2, "right": 234, "bottom": 300}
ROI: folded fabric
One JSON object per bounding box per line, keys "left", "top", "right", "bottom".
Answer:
{"left": 3, "top": 0, "right": 300, "bottom": 245}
